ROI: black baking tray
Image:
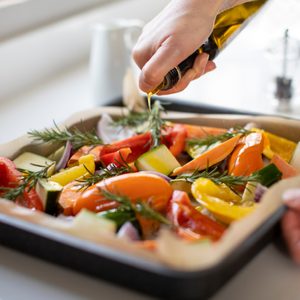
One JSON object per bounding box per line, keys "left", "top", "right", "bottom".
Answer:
{"left": 0, "top": 101, "right": 287, "bottom": 300}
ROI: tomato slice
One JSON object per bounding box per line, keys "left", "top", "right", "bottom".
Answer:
{"left": 0, "top": 157, "right": 43, "bottom": 211}
{"left": 0, "top": 157, "right": 20, "bottom": 193}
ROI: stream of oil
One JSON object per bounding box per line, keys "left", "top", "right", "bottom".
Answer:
{"left": 147, "top": 92, "right": 153, "bottom": 111}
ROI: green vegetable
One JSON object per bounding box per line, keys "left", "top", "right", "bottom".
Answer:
{"left": 14, "top": 152, "right": 55, "bottom": 176}
{"left": 252, "top": 163, "right": 282, "bottom": 187}
{"left": 135, "top": 144, "right": 180, "bottom": 175}
{"left": 35, "top": 179, "right": 63, "bottom": 215}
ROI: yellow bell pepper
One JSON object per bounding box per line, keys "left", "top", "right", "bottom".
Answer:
{"left": 191, "top": 177, "right": 241, "bottom": 203}
{"left": 49, "top": 154, "right": 95, "bottom": 186}
{"left": 191, "top": 178, "right": 255, "bottom": 224}
{"left": 252, "top": 129, "right": 296, "bottom": 162}
{"left": 195, "top": 194, "right": 256, "bottom": 224}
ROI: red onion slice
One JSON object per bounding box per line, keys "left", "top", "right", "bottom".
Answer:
{"left": 97, "top": 113, "right": 135, "bottom": 144}
{"left": 117, "top": 222, "right": 140, "bottom": 241}
{"left": 254, "top": 183, "right": 268, "bottom": 203}
{"left": 138, "top": 171, "right": 171, "bottom": 182}
{"left": 55, "top": 141, "right": 72, "bottom": 171}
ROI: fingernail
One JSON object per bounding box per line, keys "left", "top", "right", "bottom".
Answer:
{"left": 282, "top": 189, "right": 300, "bottom": 204}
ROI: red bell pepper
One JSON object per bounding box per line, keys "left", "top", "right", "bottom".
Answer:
{"left": 167, "top": 190, "right": 226, "bottom": 241}
{"left": 100, "top": 132, "right": 152, "bottom": 164}
{"left": 101, "top": 147, "right": 132, "bottom": 167}
{"left": 162, "top": 124, "right": 187, "bottom": 157}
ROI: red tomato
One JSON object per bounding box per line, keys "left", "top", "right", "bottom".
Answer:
{"left": 167, "top": 190, "right": 226, "bottom": 241}
{"left": 0, "top": 157, "right": 43, "bottom": 211}
{"left": 0, "top": 157, "right": 20, "bottom": 192}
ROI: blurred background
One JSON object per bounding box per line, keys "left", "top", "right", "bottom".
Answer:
{"left": 0, "top": 0, "right": 300, "bottom": 143}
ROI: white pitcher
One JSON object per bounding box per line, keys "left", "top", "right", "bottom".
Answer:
{"left": 90, "top": 19, "right": 143, "bottom": 106}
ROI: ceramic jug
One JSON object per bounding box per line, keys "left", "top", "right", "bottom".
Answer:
{"left": 90, "top": 19, "right": 143, "bottom": 106}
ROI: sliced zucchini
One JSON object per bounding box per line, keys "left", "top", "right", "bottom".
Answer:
{"left": 72, "top": 209, "right": 117, "bottom": 235}
{"left": 135, "top": 144, "right": 181, "bottom": 175}
{"left": 14, "top": 152, "right": 55, "bottom": 176}
{"left": 48, "top": 146, "right": 65, "bottom": 163}
{"left": 36, "top": 179, "right": 63, "bottom": 215}
{"left": 253, "top": 163, "right": 282, "bottom": 187}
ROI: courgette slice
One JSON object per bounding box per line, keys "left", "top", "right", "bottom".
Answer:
{"left": 36, "top": 179, "right": 63, "bottom": 215}
{"left": 14, "top": 152, "right": 55, "bottom": 176}
{"left": 135, "top": 144, "right": 181, "bottom": 175}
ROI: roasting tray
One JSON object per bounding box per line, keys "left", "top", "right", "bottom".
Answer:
{"left": 0, "top": 103, "right": 299, "bottom": 300}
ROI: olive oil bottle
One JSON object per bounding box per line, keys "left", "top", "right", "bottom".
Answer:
{"left": 152, "top": 0, "right": 269, "bottom": 94}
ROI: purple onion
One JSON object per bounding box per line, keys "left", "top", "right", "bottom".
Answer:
{"left": 55, "top": 141, "right": 72, "bottom": 171}
{"left": 254, "top": 183, "right": 268, "bottom": 203}
{"left": 117, "top": 222, "right": 140, "bottom": 241}
{"left": 138, "top": 171, "right": 171, "bottom": 182}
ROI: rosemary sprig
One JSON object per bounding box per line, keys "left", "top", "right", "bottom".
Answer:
{"left": 1, "top": 163, "right": 53, "bottom": 201}
{"left": 100, "top": 189, "right": 171, "bottom": 225}
{"left": 75, "top": 163, "right": 133, "bottom": 190}
{"left": 187, "top": 127, "right": 250, "bottom": 149}
{"left": 110, "top": 111, "right": 149, "bottom": 128}
{"left": 28, "top": 123, "right": 103, "bottom": 150}
{"left": 146, "top": 100, "right": 166, "bottom": 148}
{"left": 173, "top": 167, "right": 260, "bottom": 190}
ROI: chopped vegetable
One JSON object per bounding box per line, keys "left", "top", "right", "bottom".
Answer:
{"left": 228, "top": 132, "right": 264, "bottom": 176}
{"left": 135, "top": 144, "right": 181, "bottom": 175}
{"left": 257, "top": 130, "right": 297, "bottom": 162}
{"left": 167, "top": 190, "right": 226, "bottom": 241}
{"left": 271, "top": 154, "right": 299, "bottom": 179}
{"left": 173, "top": 134, "right": 241, "bottom": 175}
{"left": 35, "top": 179, "right": 63, "bottom": 215}
{"left": 71, "top": 173, "right": 173, "bottom": 215}
{"left": 13, "top": 152, "right": 55, "bottom": 176}
{"left": 49, "top": 154, "right": 95, "bottom": 186}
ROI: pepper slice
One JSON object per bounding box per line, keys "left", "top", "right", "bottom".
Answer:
{"left": 100, "top": 132, "right": 152, "bottom": 164}
{"left": 162, "top": 124, "right": 187, "bottom": 157}
{"left": 228, "top": 132, "right": 264, "bottom": 176}
{"left": 167, "top": 190, "right": 226, "bottom": 241}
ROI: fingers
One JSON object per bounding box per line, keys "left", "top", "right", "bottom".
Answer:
{"left": 283, "top": 189, "right": 300, "bottom": 213}
{"left": 137, "top": 37, "right": 196, "bottom": 93}
{"left": 281, "top": 188, "right": 300, "bottom": 264}
{"left": 157, "top": 53, "right": 216, "bottom": 95}
{"left": 281, "top": 209, "right": 300, "bottom": 264}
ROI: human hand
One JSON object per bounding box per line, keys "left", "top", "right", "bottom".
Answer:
{"left": 132, "top": 0, "right": 223, "bottom": 94}
{"left": 281, "top": 189, "right": 300, "bottom": 264}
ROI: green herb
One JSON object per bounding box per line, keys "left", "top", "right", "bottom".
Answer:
{"left": 173, "top": 167, "right": 261, "bottom": 190}
{"left": 28, "top": 123, "right": 103, "bottom": 150}
{"left": 99, "top": 189, "right": 171, "bottom": 225}
{"left": 146, "top": 100, "right": 166, "bottom": 148}
{"left": 1, "top": 163, "right": 53, "bottom": 201}
{"left": 187, "top": 127, "right": 250, "bottom": 150}
{"left": 110, "top": 111, "right": 149, "bottom": 128}
{"left": 75, "top": 163, "right": 133, "bottom": 190}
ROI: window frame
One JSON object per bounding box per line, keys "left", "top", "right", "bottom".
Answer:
{"left": 0, "top": 0, "right": 123, "bottom": 41}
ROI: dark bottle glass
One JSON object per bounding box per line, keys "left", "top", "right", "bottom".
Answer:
{"left": 155, "top": 0, "right": 268, "bottom": 93}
